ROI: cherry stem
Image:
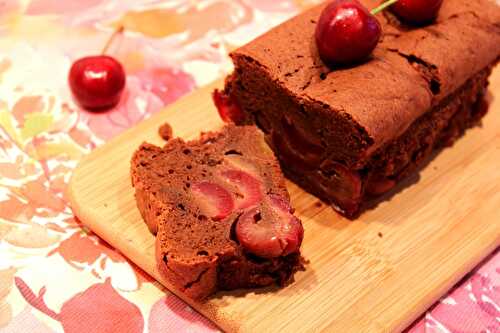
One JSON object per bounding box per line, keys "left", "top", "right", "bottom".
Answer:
{"left": 101, "top": 26, "right": 124, "bottom": 55}
{"left": 371, "top": 0, "right": 398, "bottom": 15}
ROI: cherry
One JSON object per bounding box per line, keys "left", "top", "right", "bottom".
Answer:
{"left": 236, "top": 207, "right": 284, "bottom": 258}
{"left": 391, "top": 0, "right": 443, "bottom": 24}
{"left": 268, "top": 194, "right": 304, "bottom": 256}
{"left": 270, "top": 117, "right": 325, "bottom": 172}
{"left": 272, "top": 131, "right": 316, "bottom": 172}
{"left": 314, "top": 161, "right": 362, "bottom": 216}
{"left": 235, "top": 196, "right": 303, "bottom": 259}
{"left": 220, "top": 169, "right": 262, "bottom": 210}
{"left": 365, "top": 176, "right": 396, "bottom": 196}
{"left": 315, "top": 0, "right": 381, "bottom": 65}
{"left": 281, "top": 117, "right": 324, "bottom": 165}
{"left": 68, "top": 27, "right": 126, "bottom": 111}
{"left": 212, "top": 90, "right": 245, "bottom": 124}
{"left": 69, "top": 56, "right": 126, "bottom": 111}
{"left": 191, "top": 181, "right": 234, "bottom": 220}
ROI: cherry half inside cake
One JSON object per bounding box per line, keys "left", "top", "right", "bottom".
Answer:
{"left": 191, "top": 154, "right": 303, "bottom": 258}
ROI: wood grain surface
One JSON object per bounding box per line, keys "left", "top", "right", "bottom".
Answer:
{"left": 68, "top": 68, "right": 500, "bottom": 333}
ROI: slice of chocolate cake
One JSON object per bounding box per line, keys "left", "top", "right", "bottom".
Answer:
{"left": 131, "top": 124, "right": 304, "bottom": 299}
{"left": 216, "top": 0, "right": 500, "bottom": 217}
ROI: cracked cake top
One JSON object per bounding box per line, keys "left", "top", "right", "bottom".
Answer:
{"left": 231, "top": 0, "right": 500, "bottom": 154}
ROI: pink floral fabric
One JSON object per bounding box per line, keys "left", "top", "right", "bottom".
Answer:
{"left": 0, "top": 1, "right": 498, "bottom": 332}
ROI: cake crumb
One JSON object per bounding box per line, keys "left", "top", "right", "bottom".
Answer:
{"left": 378, "top": 232, "right": 383, "bottom": 238}
{"left": 158, "top": 123, "right": 173, "bottom": 141}
{"left": 315, "top": 201, "right": 323, "bottom": 208}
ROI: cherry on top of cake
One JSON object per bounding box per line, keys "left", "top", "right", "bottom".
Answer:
{"left": 314, "top": 0, "right": 444, "bottom": 66}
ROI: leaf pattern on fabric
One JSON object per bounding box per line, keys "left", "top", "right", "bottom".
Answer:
{"left": 21, "top": 113, "right": 54, "bottom": 140}
{"left": 48, "top": 231, "right": 124, "bottom": 267}
{"left": 4, "top": 224, "right": 60, "bottom": 249}
{"left": 12, "top": 96, "right": 45, "bottom": 127}
{"left": 26, "top": 0, "right": 106, "bottom": 15}
{"left": 0, "top": 268, "right": 16, "bottom": 328}
{"left": 148, "top": 295, "right": 218, "bottom": 333}
{"left": 15, "top": 277, "right": 144, "bottom": 333}
{"left": 114, "top": 1, "right": 253, "bottom": 41}
{"left": 0, "top": 195, "right": 33, "bottom": 222}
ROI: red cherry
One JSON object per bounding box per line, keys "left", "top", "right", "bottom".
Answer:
{"left": 220, "top": 169, "right": 262, "bottom": 210}
{"left": 236, "top": 207, "right": 284, "bottom": 258}
{"left": 268, "top": 194, "right": 304, "bottom": 256}
{"left": 391, "top": 0, "right": 443, "bottom": 24}
{"left": 328, "top": 163, "right": 362, "bottom": 203}
{"left": 212, "top": 89, "right": 245, "bottom": 124}
{"left": 314, "top": 161, "right": 362, "bottom": 216}
{"left": 191, "top": 181, "right": 234, "bottom": 220}
{"left": 315, "top": 0, "right": 381, "bottom": 65}
{"left": 235, "top": 195, "right": 304, "bottom": 258}
{"left": 68, "top": 55, "right": 126, "bottom": 111}
{"left": 272, "top": 131, "right": 316, "bottom": 172}
{"left": 365, "top": 176, "right": 396, "bottom": 196}
{"left": 268, "top": 194, "right": 293, "bottom": 213}
{"left": 281, "top": 117, "right": 324, "bottom": 165}
{"left": 270, "top": 117, "right": 325, "bottom": 173}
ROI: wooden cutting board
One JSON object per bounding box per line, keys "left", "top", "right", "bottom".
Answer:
{"left": 68, "top": 67, "right": 500, "bottom": 333}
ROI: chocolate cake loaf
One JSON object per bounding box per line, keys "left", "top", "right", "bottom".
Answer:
{"left": 216, "top": 0, "right": 500, "bottom": 217}
{"left": 131, "top": 125, "right": 304, "bottom": 299}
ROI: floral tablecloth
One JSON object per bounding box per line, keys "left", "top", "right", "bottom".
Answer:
{"left": 0, "top": 1, "right": 499, "bottom": 332}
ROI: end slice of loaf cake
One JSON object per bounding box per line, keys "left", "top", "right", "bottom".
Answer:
{"left": 131, "top": 124, "right": 304, "bottom": 299}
